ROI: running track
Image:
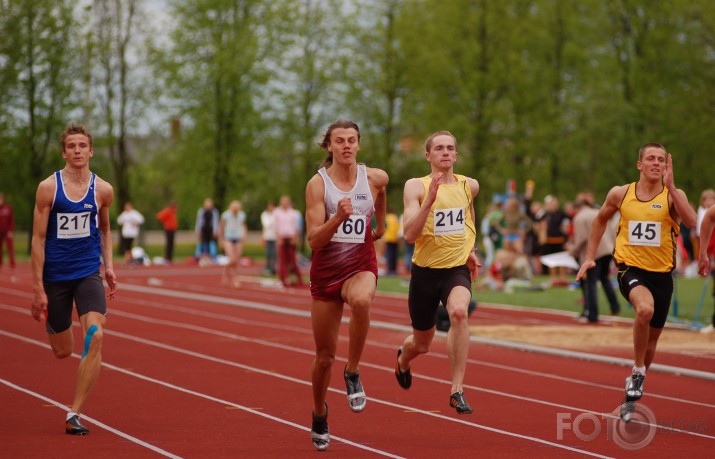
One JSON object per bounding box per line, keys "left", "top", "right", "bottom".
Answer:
{"left": 1, "top": 263, "right": 713, "bottom": 458}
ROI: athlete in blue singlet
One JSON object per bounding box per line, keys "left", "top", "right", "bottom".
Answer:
{"left": 31, "top": 124, "right": 117, "bottom": 436}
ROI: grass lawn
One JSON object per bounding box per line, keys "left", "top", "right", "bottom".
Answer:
{"left": 377, "top": 274, "right": 713, "bottom": 326}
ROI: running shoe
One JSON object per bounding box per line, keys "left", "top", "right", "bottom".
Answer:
{"left": 449, "top": 391, "right": 473, "bottom": 414}
{"left": 395, "top": 347, "right": 412, "bottom": 389}
{"left": 311, "top": 405, "right": 330, "bottom": 451}
{"left": 344, "top": 367, "right": 367, "bottom": 413}
{"left": 625, "top": 373, "right": 645, "bottom": 402}
{"left": 65, "top": 415, "right": 89, "bottom": 435}
{"left": 620, "top": 399, "right": 636, "bottom": 423}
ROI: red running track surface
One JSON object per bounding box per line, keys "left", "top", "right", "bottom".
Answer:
{"left": 1, "top": 263, "right": 713, "bottom": 458}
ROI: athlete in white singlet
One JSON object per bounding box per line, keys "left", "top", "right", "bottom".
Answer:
{"left": 305, "top": 120, "right": 388, "bottom": 451}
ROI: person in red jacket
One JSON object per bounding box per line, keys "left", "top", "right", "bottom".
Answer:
{"left": 156, "top": 201, "right": 178, "bottom": 263}
{"left": 0, "top": 192, "right": 16, "bottom": 270}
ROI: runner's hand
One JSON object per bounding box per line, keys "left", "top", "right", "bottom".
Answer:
{"left": 334, "top": 197, "right": 353, "bottom": 223}
{"left": 467, "top": 251, "right": 482, "bottom": 282}
{"left": 576, "top": 260, "right": 595, "bottom": 281}
{"left": 105, "top": 269, "right": 118, "bottom": 300}
{"left": 31, "top": 290, "right": 48, "bottom": 321}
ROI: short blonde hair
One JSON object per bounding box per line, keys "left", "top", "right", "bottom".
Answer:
{"left": 424, "top": 131, "right": 457, "bottom": 152}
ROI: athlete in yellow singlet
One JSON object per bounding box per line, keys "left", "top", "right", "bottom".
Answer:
{"left": 576, "top": 143, "right": 696, "bottom": 422}
{"left": 394, "top": 130, "right": 480, "bottom": 414}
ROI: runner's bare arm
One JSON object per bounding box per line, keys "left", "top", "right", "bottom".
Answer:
{"left": 576, "top": 185, "right": 625, "bottom": 281}
{"left": 402, "top": 177, "right": 435, "bottom": 244}
{"left": 305, "top": 174, "right": 349, "bottom": 252}
{"left": 369, "top": 168, "right": 389, "bottom": 239}
{"left": 96, "top": 179, "right": 117, "bottom": 299}
{"left": 31, "top": 178, "right": 54, "bottom": 320}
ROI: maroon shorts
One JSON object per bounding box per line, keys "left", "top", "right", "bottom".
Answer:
{"left": 310, "top": 268, "right": 377, "bottom": 303}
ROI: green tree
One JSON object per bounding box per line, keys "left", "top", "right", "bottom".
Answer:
{"left": 0, "top": 0, "right": 79, "bottom": 247}
{"left": 92, "top": 0, "right": 141, "bottom": 209}
{"left": 164, "top": 0, "right": 273, "bottom": 213}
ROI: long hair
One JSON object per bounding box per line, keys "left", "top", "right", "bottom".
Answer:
{"left": 317, "top": 119, "right": 361, "bottom": 168}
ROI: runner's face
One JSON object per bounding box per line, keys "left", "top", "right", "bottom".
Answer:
{"left": 327, "top": 128, "right": 359, "bottom": 165}
{"left": 637, "top": 147, "right": 666, "bottom": 180}
{"left": 62, "top": 134, "right": 94, "bottom": 168}
{"left": 426, "top": 135, "right": 457, "bottom": 169}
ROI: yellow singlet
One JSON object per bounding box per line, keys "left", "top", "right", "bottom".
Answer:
{"left": 412, "top": 174, "right": 476, "bottom": 269}
{"left": 614, "top": 183, "right": 679, "bottom": 272}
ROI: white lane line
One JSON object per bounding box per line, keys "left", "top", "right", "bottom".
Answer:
{"left": 0, "top": 328, "right": 613, "bottom": 458}
{"left": 0, "top": 377, "right": 182, "bottom": 458}
{"left": 0, "top": 282, "right": 706, "bottom": 375}
{"left": 0, "top": 299, "right": 715, "bottom": 414}
{"left": 84, "top": 296, "right": 715, "bottom": 408}
{"left": 5, "top": 300, "right": 712, "bottom": 443}
{"left": 116, "top": 283, "right": 715, "bottom": 381}
{"left": 0, "top": 329, "right": 405, "bottom": 459}
{"left": 2, "top": 296, "right": 713, "bottom": 410}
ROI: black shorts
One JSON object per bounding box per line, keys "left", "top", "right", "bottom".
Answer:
{"left": 616, "top": 264, "right": 673, "bottom": 329}
{"left": 408, "top": 264, "right": 472, "bottom": 331}
{"left": 119, "top": 236, "right": 134, "bottom": 253}
{"left": 44, "top": 272, "right": 107, "bottom": 334}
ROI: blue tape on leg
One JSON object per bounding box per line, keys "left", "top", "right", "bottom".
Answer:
{"left": 82, "top": 325, "right": 98, "bottom": 358}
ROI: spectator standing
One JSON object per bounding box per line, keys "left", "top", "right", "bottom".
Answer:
{"left": 499, "top": 197, "right": 529, "bottom": 254}
{"left": 523, "top": 181, "right": 544, "bottom": 275}
{"left": 694, "top": 189, "right": 715, "bottom": 257}
{"left": 697, "top": 204, "right": 715, "bottom": 332}
{"left": 261, "top": 201, "right": 277, "bottom": 275}
{"left": 117, "top": 202, "right": 145, "bottom": 266}
{"left": 156, "top": 201, "right": 178, "bottom": 264}
{"left": 195, "top": 198, "right": 219, "bottom": 267}
{"left": 568, "top": 198, "right": 620, "bottom": 323}
{"left": 219, "top": 200, "right": 247, "bottom": 288}
{"left": 400, "top": 213, "right": 415, "bottom": 275}
{"left": 0, "top": 192, "right": 16, "bottom": 271}
{"left": 274, "top": 195, "right": 304, "bottom": 287}
{"left": 383, "top": 208, "right": 400, "bottom": 275}
{"left": 539, "top": 196, "right": 571, "bottom": 286}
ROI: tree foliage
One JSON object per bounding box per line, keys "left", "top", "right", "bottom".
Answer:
{"left": 1, "top": 0, "right": 714, "bottom": 232}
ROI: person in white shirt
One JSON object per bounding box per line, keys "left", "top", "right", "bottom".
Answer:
{"left": 260, "top": 201, "right": 277, "bottom": 275}
{"left": 117, "top": 202, "right": 145, "bottom": 265}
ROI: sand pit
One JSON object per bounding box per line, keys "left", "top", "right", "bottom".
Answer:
{"left": 471, "top": 324, "right": 715, "bottom": 351}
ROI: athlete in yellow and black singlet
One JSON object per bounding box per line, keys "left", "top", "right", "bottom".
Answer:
{"left": 614, "top": 183, "right": 679, "bottom": 273}
{"left": 412, "top": 174, "right": 476, "bottom": 270}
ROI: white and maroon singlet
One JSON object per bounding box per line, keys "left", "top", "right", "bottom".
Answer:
{"left": 310, "top": 164, "right": 378, "bottom": 297}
